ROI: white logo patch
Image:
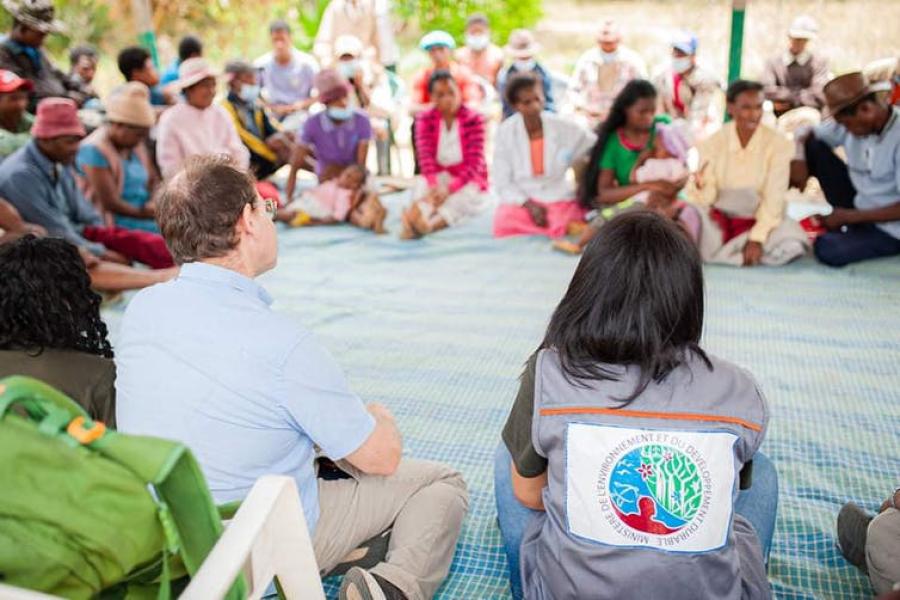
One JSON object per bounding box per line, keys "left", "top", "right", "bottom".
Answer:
{"left": 566, "top": 422, "right": 738, "bottom": 553}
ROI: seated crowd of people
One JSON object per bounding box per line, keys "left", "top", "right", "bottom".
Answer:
{"left": 0, "top": 0, "right": 898, "bottom": 598}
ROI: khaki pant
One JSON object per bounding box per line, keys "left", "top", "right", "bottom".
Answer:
{"left": 868, "top": 507, "right": 900, "bottom": 594}
{"left": 313, "top": 459, "right": 469, "bottom": 600}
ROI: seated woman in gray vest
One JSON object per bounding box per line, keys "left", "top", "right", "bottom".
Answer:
{"left": 494, "top": 211, "right": 778, "bottom": 600}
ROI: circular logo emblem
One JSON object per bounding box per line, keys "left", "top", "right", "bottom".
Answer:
{"left": 607, "top": 444, "right": 703, "bottom": 535}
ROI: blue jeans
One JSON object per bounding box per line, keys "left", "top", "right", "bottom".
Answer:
{"left": 494, "top": 443, "right": 779, "bottom": 600}
{"left": 804, "top": 137, "right": 900, "bottom": 266}
{"left": 814, "top": 224, "right": 900, "bottom": 267}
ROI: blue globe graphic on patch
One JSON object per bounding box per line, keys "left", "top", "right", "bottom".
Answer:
{"left": 607, "top": 444, "right": 703, "bottom": 535}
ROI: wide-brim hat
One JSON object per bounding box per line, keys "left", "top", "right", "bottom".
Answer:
{"left": 823, "top": 72, "right": 876, "bottom": 116}
{"left": 175, "top": 57, "right": 218, "bottom": 91}
{"left": 105, "top": 82, "right": 155, "bottom": 128}
{"left": 2, "top": 0, "right": 64, "bottom": 33}
{"left": 31, "top": 97, "right": 85, "bottom": 139}
{"left": 505, "top": 29, "right": 540, "bottom": 59}
{"left": 0, "top": 69, "right": 32, "bottom": 93}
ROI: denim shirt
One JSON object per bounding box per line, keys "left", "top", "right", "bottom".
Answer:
{"left": 0, "top": 140, "right": 104, "bottom": 253}
{"left": 814, "top": 106, "right": 900, "bottom": 239}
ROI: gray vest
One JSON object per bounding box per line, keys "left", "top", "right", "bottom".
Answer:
{"left": 520, "top": 349, "right": 771, "bottom": 600}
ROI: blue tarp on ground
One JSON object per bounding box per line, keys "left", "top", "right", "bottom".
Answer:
{"left": 103, "top": 193, "right": 900, "bottom": 599}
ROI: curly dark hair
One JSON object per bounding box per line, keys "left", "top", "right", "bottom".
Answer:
{"left": 0, "top": 235, "right": 112, "bottom": 359}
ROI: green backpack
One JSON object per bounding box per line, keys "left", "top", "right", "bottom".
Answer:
{"left": 0, "top": 376, "right": 248, "bottom": 599}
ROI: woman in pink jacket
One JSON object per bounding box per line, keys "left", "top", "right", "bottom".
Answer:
{"left": 401, "top": 70, "right": 489, "bottom": 239}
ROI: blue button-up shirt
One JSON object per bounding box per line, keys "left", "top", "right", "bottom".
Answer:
{"left": 814, "top": 106, "right": 900, "bottom": 239}
{"left": 115, "top": 262, "right": 375, "bottom": 532}
{"left": 0, "top": 140, "right": 105, "bottom": 254}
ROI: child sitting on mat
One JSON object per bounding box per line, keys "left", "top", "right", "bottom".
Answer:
{"left": 290, "top": 164, "right": 387, "bottom": 233}
{"left": 554, "top": 122, "right": 699, "bottom": 253}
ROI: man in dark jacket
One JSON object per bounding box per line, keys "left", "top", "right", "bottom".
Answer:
{"left": 0, "top": 0, "right": 90, "bottom": 111}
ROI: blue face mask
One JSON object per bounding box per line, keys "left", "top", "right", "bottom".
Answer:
{"left": 339, "top": 61, "right": 359, "bottom": 80}
{"left": 239, "top": 84, "right": 260, "bottom": 103}
{"left": 327, "top": 106, "right": 353, "bottom": 121}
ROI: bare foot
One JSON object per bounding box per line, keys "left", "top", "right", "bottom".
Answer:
{"left": 552, "top": 240, "right": 583, "bottom": 255}
{"left": 399, "top": 209, "right": 419, "bottom": 240}
{"left": 408, "top": 203, "right": 432, "bottom": 236}
{"left": 373, "top": 206, "right": 388, "bottom": 234}
{"left": 566, "top": 220, "right": 589, "bottom": 237}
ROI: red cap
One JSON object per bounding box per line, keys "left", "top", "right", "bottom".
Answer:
{"left": 0, "top": 69, "right": 33, "bottom": 93}
{"left": 31, "top": 98, "right": 86, "bottom": 139}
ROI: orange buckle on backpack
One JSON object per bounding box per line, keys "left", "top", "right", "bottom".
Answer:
{"left": 67, "top": 416, "right": 106, "bottom": 444}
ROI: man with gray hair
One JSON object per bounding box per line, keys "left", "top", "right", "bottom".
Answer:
{"left": 115, "top": 155, "right": 468, "bottom": 600}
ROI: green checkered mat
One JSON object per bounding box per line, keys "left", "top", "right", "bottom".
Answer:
{"left": 103, "top": 193, "right": 900, "bottom": 599}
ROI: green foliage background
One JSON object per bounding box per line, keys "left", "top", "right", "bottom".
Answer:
{"left": 0, "top": 0, "right": 542, "bottom": 63}
{"left": 395, "top": 0, "right": 542, "bottom": 45}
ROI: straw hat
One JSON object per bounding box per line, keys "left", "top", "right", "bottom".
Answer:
{"left": 175, "top": 57, "right": 217, "bottom": 90}
{"left": 505, "top": 29, "right": 540, "bottom": 60}
{"left": 2, "top": 0, "right": 63, "bottom": 34}
{"left": 106, "top": 82, "right": 155, "bottom": 128}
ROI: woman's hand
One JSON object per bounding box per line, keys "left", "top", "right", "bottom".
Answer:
{"left": 644, "top": 180, "right": 683, "bottom": 197}
{"left": 523, "top": 199, "right": 548, "bottom": 227}
{"left": 140, "top": 201, "right": 157, "bottom": 219}
{"left": 692, "top": 161, "right": 709, "bottom": 190}
{"left": 742, "top": 241, "right": 764, "bottom": 266}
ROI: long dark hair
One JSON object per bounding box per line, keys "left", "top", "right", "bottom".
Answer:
{"left": 0, "top": 235, "right": 113, "bottom": 359}
{"left": 541, "top": 211, "right": 710, "bottom": 402}
{"left": 578, "top": 79, "right": 658, "bottom": 208}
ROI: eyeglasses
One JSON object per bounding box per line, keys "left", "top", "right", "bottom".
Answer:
{"left": 262, "top": 198, "right": 278, "bottom": 221}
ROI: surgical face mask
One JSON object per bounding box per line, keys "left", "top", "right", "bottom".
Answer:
{"left": 465, "top": 33, "right": 490, "bottom": 51}
{"left": 327, "top": 106, "right": 353, "bottom": 121}
{"left": 600, "top": 50, "right": 619, "bottom": 63}
{"left": 339, "top": 60, "right": 359, "bottom": 79}
{"left": 672, "top": 56, "right": 693, "bottom": 74}
{"left": 514, "top": 59, "right": 536, "bottom": 72}
{"left": 239, "top": 83, "right": 260, "bottom": 103}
